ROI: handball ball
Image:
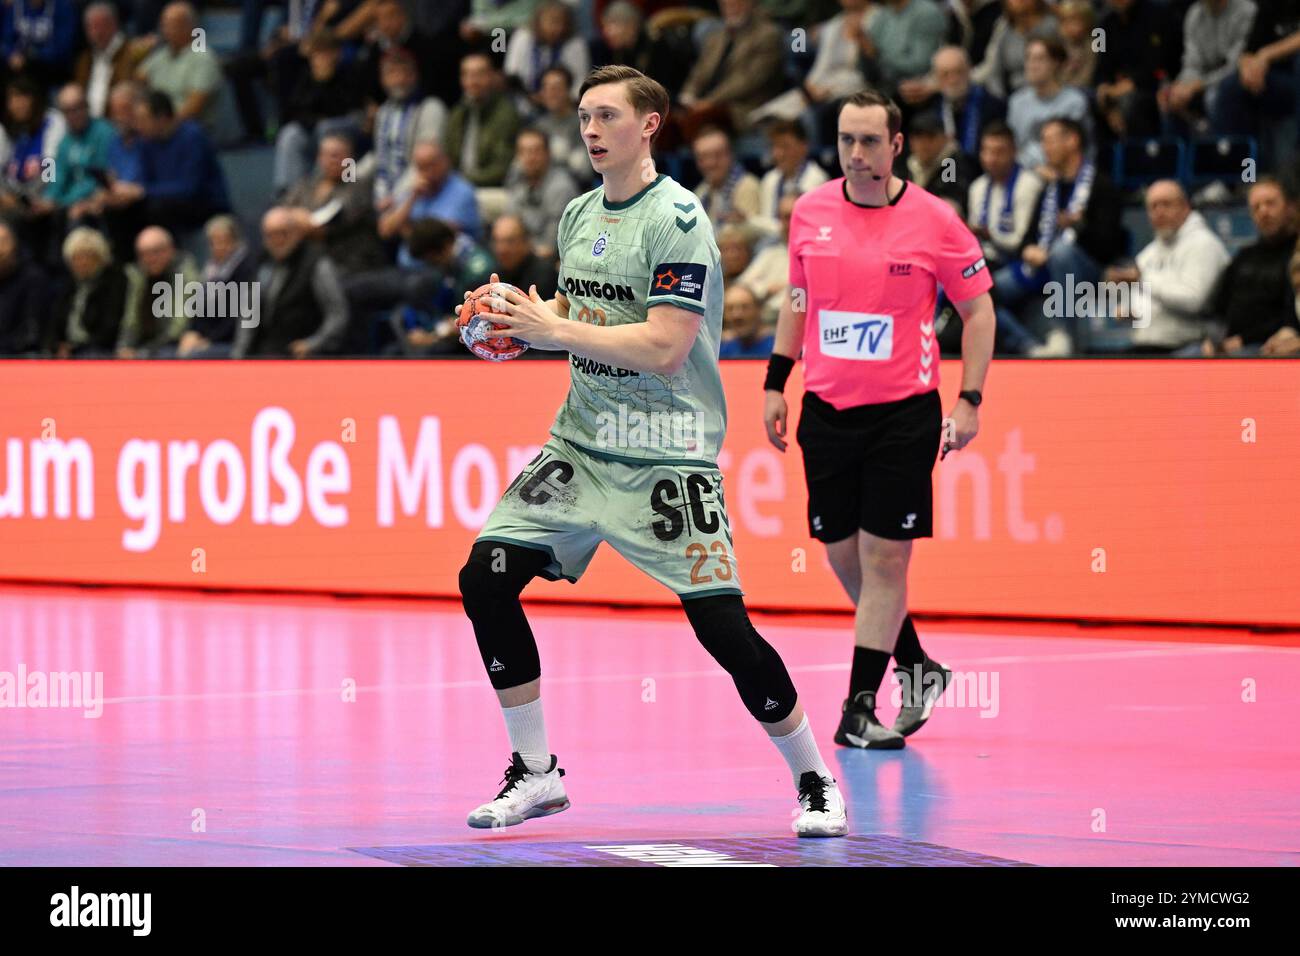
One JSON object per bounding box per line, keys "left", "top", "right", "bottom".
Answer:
{"left": 457, "top": 282, "right": 529, "bottom": 361}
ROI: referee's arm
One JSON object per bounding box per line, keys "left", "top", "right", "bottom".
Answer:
{"left": 762, "top": 287, "right": 806, "bottom": 452}
{"left": 945, "top": 291, "right": 995, "bottom": 455}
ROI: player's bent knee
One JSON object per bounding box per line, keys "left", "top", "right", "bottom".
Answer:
{"left": 682, "top": 595, "right": 797, "bottom": 722}
{"left": 458, "top": 541, "right": 538, "bottom": 614}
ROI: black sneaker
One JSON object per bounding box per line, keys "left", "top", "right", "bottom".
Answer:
{"left": 891, "top": 658, "right": 952, "bottom": 737}
{"left": 833, "top": 691, "right": 905, "bottom": 749}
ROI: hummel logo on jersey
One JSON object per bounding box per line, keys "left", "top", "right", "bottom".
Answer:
{"left": 817, "top": 226, "right": 833, "bottom": 242}
{"left": 490, "top": 658, "right": 505, "bottom": 672}
{"left": 902, "top": 514, "right": 917, "bottom": 530}
{"left": 962, "top": 256, "right": 987, "bottom": 279}
{"left": 764, "top": 698, "right": 780, "bottom": 711}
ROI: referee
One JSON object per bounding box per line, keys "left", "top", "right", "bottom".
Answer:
{"left": 763, "top": 89, "right": 995, "bottom": 749}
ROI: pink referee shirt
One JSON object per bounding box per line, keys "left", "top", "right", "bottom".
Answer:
{"left": 788, "top": 179, "right": 993, "bottom": 409}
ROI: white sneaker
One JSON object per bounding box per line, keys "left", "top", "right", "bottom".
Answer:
{"left": 1028, "top": 329, "right": 1074, "bottom": 357}
{"left": 793, "top": 772, "right": 849, "bottom": 838}
{"left": 466, "top": 752, "right": 570, "bottom": 829}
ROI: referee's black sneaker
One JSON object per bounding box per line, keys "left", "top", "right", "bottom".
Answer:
{"left": 834, "top": 691, "right": 905, "bottom": 749}
{"left": 891, "top": 658, "right": 953, "bottom": 737}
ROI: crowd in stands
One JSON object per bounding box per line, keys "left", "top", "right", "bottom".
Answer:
{"left": 0, "top": 0, "right": 1298, "bottom": 360}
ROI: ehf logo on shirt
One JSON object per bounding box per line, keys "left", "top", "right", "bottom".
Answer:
{"left": 652, "top": 262, "right": 707, "bottom": 301}
{"left": 592, "top": 231, "right": 611, "bottom": 258}
{"left": 818, "top": 310, "right": 893, "bottom": 361}
{"left": 888, "top": 262, "right": 913, "bottom": 276}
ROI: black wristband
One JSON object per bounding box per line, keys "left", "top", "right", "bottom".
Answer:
{"left": 764, "top": 353, "right": 796, "bottom": 393}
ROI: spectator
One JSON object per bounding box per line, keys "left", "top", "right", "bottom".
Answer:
{"left": 48, "top": 226, "right": 128, "bottom": 357}
{"left": 136, "top": 2, "right": 226, "bottom": 131}
{"left": 73, "top": 3, "right": 151, "bottom": 119}
{"left": 1094, "top": 0, "right": 1181, "bottom": 142}
{"left": 899, "top": 45, "right": 1006, "bottom": 167}
{"left": 590, "top": 2, "right": 682, "bottom": 100}
{"left": 460, "top": 0, "right": 542, "bottom": 39}
{"left": 738, "top": 191, "right": 796, "bottom": 327}
{"left": 359, "top": 0, "right": 446, "bottom": 109}
{"left": 1161, "top": 0, "right": 1257, "bottom": 134}
{"left": 103, "top": 91, "right": 231, "bottom": 258}
{"left": 0, "top": 218, "right": 46, "bottom": 354}
{"left": 1211, "top": 1, "right": 1300, "bottom": 157}
{"left": 380, "top": 139, "right": 480, "bottom": 252}
{"left": 118, "top": 225, "right": 199, "bottom": 358}
{"left": 350, "top": 140, "right": 480, "bottom": 323}
{"left": 1197, "top": 178, "right": 1299, "bottom": 356}
{"left": 389, "top": 217, "right": 493, "bottom": 356}
{"left": 225, "top": 0, "right": 331, "bottom": 145}
{"left": 178, "top": 213, "right": 257, "bottom": 357}
{"left": 504, "top": 0, "right": 589, "bottom": 104}
{"left": 678, "top": 0, "right": 785, "bottom": 133}
{"left": 863, "top": 0, "right": 949, "bottom": 95}
{"left": 504, "top": 128, "right": 578, "bottom": 259}
{"left": 273, "top": 28, "right": 365, "bottom": 195}
{"left": 754, "top": 121, "right": 827, "bottom": 240}
{"left": 906, "top": 109, "right": 973, "bottom": 215}
{"left": 719, "top": 284, "right": 774, "bottom": 357}
{"left": 0, "top": 76, "right": 66, "bottom": 250}
{"left": 993, "top": 117, "right": 1124, "bottom": 356}
{"left": 1007, "top": 35, "right": 1091, "bottom": 171}
{"left": 45, "top": 84, "right": 116, "bottom": 222}
{"left": 1056, "top": 0, "right": 1096, "bottom": 89}
{"left": 369, "top": 46, "right": 448, "bottom": 210}
{"left": 491, "top": 213, "right": 558, "bottom": 299}
{"left": 530, "top": 65, "right": 590, "bottom": 185}
{"left": 102, "top": 80, "right": 146, "bottom": 193}
{"left": 972, "top": 0, "right": 1058, "bottom": 99}
{"left": 967, "top": 120, "right": 1043, "bottom": 270}
{"left": 234, "top": 206, "right": 350, "bottom": 358}
{"left": 692, "top": 126, "right": 761, "bottom": 233}
{"left": 1104, "top": 179, "right": 1230, "bottom": 353}
{"left": 943, "top": 0, "right": 1002, "bottom": 67}
{"left": 282, "top": 133, "right": 387, "bottom": 281}
{"left": 2, "top": 0, "right": 78, "bottom": 88}
{"left": 718, "top": 222, "right": 755, "bottom": 285}
{"left": 754, "top": 0, "right": 875, "bottom": 125}
{"left": 445, "top": 52, "right": 521, "bottom": 190}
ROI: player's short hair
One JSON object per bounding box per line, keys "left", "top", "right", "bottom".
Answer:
{"left": 766, "top": 119, "right": 806, "bottom": 143}
{"left": 1043, "top": 116, "right": 1087, "bottom": 151}
{"left": 839, "top": 88, "right": 903, "bottom": 139}
{"left": 578, "top": 65, "right": 670, "bottom": 145}
{"left": 408, "top": 219, "right": 457, "bottom": 259}
{"left": 979, "top": 120, "right": 1015, "bottom": 146}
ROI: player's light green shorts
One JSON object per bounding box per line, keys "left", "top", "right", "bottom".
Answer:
{"left": 477, "top": 435, "right": 743, "bottom": 599}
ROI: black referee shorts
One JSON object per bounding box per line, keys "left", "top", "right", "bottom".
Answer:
{"left": 795, "top": 388, "right": 943, "bottom": 543}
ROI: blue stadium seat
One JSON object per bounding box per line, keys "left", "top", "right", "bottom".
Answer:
{"left": 1186, "top": 136, "right": 1258, "bottom": 187}
{"left": 1111, "top": 137, "right": 1186, "bottom": 190}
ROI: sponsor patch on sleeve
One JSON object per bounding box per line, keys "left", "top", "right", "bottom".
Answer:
{"left": 961, "top": 257, "right": 987, "bottom": 280}
{"left": 650, "top": 262, "right": 707, "bottom": 301}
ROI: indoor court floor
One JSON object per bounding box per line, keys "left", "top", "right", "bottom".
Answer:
{"left": 1, "top": 584, "right": 1296, "bottom": 867}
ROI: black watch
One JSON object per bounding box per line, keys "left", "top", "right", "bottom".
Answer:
{"left": 958, "top": 390, "right": 983, "bottom": 408}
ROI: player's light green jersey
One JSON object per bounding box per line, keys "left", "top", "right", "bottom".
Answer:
{"left": 550, "top": 173, "right": 726, "bottom": 467}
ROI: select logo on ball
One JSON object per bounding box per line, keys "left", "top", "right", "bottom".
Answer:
{"left": 456, "top": 282, "right": 530, "bottom": 362}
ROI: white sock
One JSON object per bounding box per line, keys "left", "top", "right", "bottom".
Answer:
{"left": 769, "top": 715, "right": 833, "bottom": 788}
{"left": 501, "top": 697, "right": 551, "bottom": 772}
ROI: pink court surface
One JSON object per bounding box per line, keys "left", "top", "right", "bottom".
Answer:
{"left": 1, "top": 583, "right": 1297, "bottom": 868}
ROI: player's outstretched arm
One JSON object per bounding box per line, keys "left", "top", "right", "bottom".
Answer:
{"left": 493, "top": 283, "right": 700, "bottom": 376}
